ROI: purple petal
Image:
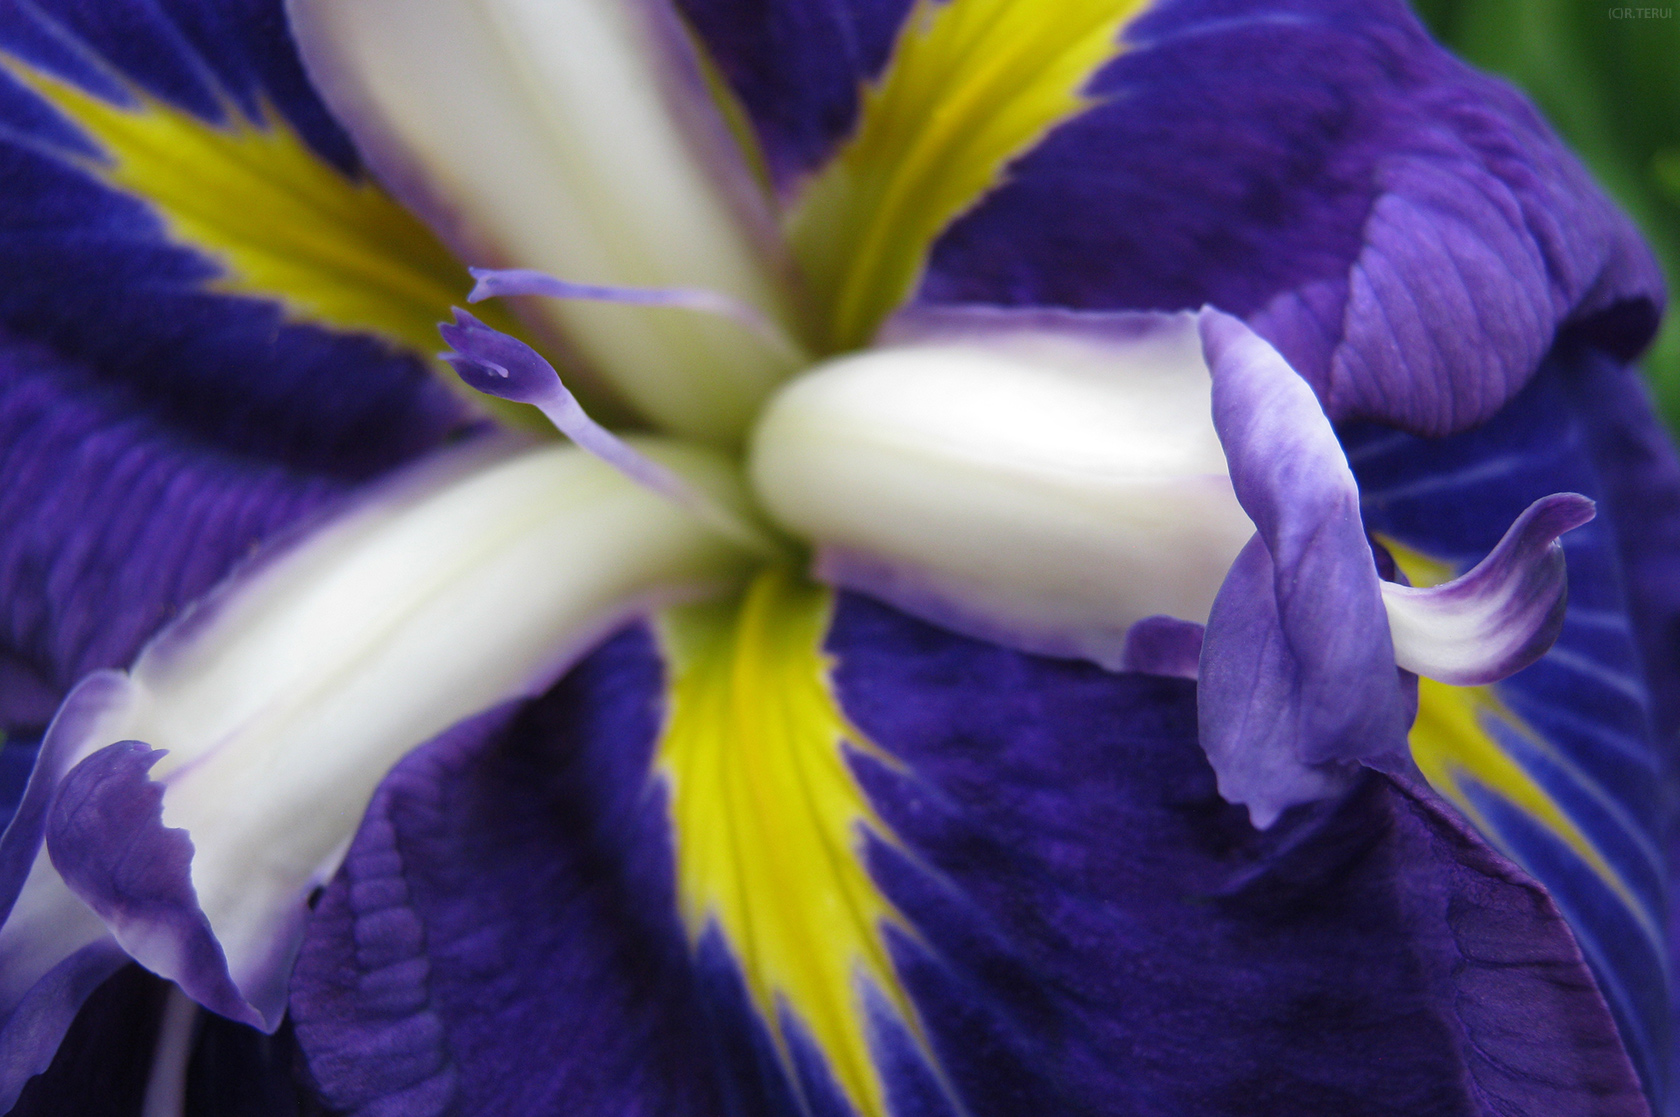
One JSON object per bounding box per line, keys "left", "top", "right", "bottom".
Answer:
{"left": 0, "top": 5, "right": 464, "bottom": 473}
{"left": 1119, "top": 615, "right": 1204, "bottom": 680}
{"left": 1344, "top": 357, "right": 1674, "bottom": 1101}
{"left": 0, "top": 939, "right": 129, "bottom": 1113}
{"left": 290, "top": 649, "right": 727, "bottom": 1116}
{"left": 1564, "top": 348, "right": 1680, "bottom": 751}
{"left": 292, "top": 597, "right": 1648, "bottom": 1115}
{"left": 908, "top": 1, "right": 1661, "bottom": 436}
{"left": 1197, "top": 537, "right": 1362, "bottom": 827}
{"left": 671, "top": 0, "right": 913, "bottom": 187}
{"left": 46, "top": 742, "right": 271, "bottom": 1029}
{"left": 826, "top": 592, "right": 1649, "bottom": 1115}
{"left": 0, "top": 338, "right": 352, "bottom": 738}
{"left": 1381, "top": 492, "right": 1595, "bottom": 685}
{"left": 1198, "top": 311, "right": 1410, "bottom": 820}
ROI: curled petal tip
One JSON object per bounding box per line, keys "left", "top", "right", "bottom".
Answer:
{"left": 1382, "top": 492, "right": 1596, "bottom": 686}
{"left": 1530, "top": 491, "right": 1596, "bottom": 534}
{"left": 439, "top": 314, "right": 560, "bottom": 404}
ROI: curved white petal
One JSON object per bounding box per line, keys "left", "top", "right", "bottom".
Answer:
{"left": 287, "top": 0, "right": 802, "bottom": 442}
{"left": 749, "top": 309, "right": 1255, "bottom": 667}
{"left": 38, "top": 437, "right": 757, "bottom": 1021}
{"left": 1380, "top": 493, "right": 1594, "bottom": 686}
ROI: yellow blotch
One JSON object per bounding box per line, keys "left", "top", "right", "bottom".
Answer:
{"left": 3, "top": 56, "right": 543, "bottom": 429}
{"left": 1387, "top": 539, "right": 1644, "bottom": 923}
{"left": 656, "top": 568, "right": 915, "bottom": 1117}
{"left": 787, "top": 0, "right": 1149, "bottom": 352}
{"left": 1410, "top": 677, "right": 1611, "bottom": 877}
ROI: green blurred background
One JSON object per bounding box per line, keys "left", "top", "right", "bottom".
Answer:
{"left": 1411, "top": 0, "right": 1680, "bottom": 429}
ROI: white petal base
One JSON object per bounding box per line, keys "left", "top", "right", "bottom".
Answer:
{"left": 749, "top": 310, "right": 1255, "bottom": 668}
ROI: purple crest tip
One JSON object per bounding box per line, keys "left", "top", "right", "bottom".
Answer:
{"left": 438, "top": 312, "right": 561, "bottom": 405}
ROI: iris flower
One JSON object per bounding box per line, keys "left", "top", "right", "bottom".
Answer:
{"left": 0, "top": 0, "right": 1672, "bottom": 1113}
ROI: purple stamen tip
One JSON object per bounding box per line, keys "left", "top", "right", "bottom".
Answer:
{"left": 438, "top": 309, "right": 561, "bottom": 405}
{"left": 466, "top": 267, "right": 499, "bottom": 304}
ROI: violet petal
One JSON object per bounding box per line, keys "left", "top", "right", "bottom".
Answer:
{"left": 1346, "top": 356, "right": 1673, "bottom": 1104}
{"left": 1197, "top": 310, "right": 1409, "bottom": 818}
{"left": 0, "top": 338, "right": 351, "bottom": 739}
{"left": 290, "top": 601, "right": 1648, "bottom": 1115}
{"left": 1119, "top": 615, "right": 1204, "bottom": 680}
{"left": 46, "top": 742, "right": 268, "bottom": 1029}
{"left": 0, "top": 9, "right": 463, "bottom": 470}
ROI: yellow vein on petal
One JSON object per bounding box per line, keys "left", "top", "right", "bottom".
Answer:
{"left": 1, "top": 53, "right": 548, "bottom": 431}
{"left": 787, "top": 0, "right": 1149, "bottom": 352}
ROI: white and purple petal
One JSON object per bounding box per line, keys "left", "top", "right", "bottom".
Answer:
{"left": 0, "top": 671, "right": 137, "bottom": 1111}
{"left": 45, "top": 742, "right": 264, "bottom": 1029}
{"left": 4, "top": 435, "right": 758, "bottom": 1043}
{"left": 1381, "top": 492, "right": 1594, "bottom": 686}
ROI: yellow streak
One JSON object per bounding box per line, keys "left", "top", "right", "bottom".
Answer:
{"left": 1387, "top": 539, "right": 1644, "bottom": 923}
{"left": 1410, "top": 678, "right": 1614, "bottom": 880}
{"left": 787, "top": 0, "right": 1148, "bottom": 352}
{"left": 657, "top": 569, "right": 915, "bottom": 1117}
{"left": 4, "top": 56, "right": 543, "bottom": 430}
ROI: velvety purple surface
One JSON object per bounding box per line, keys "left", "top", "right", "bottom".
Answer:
{"left": 925, "top": 0, "right": 1662, "bottom": 437}
{"left": 0, "top": 2, "right": 465, "bottom": 474}
{"left": 833, "top": 592, "right": 1645, "bottom": 1116}
{"left": 683, "top": 0, "right": 1661, "bottom": 436}
{"left": 289, "top": 679, "right": 731, "bottom": 1117}
{"left": 0, "top": 337, "right": 351, "bottom": 738}
{"left": 289, "top": 603, "right": 1646, "bottom": 1116}
{"left": 672, "top": 0, "right": 915, "bottom": 187}
{"left": 1342, "top": 357, "right": 1673, "bottom": 1103}
{"left": 1563, "top": 349, "right": 1680, "bottom": 751}
{"left": 1559, "top": 354, "right": 1680, "bottom": 1097}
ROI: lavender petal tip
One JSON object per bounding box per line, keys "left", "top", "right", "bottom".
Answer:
{"left": 438, "top": 311, "right": 561, "bottom": 405}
